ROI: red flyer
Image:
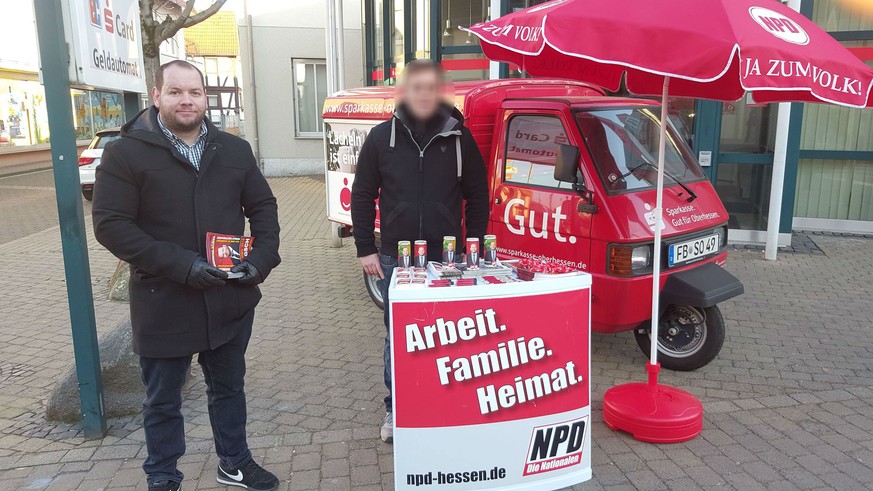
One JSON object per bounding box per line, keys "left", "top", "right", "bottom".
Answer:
{"left": 206, "top": 232, "right": 254, "bottom": 272}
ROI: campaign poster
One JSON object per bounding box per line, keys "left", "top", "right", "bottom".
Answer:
{"left": 323, "top": 119, "right": 380, "bottom": 230}
{"left": 390, "top": 275, "right": 592, "bottom": 491}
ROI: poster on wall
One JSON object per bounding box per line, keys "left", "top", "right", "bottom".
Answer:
{"left": 323, "top": 119, "right": 380, "bottom": 229}
{"left": 390, "top": 276, "right": 593, "bottom": 491}
{"left": 65, "top": 0, "right": 146, "bottom": 93}
{"left": 90, "top": 91, "right": 125, "bottom": 130}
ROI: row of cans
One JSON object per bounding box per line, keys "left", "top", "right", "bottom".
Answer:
{"left": 398, "top": 235, "right": 498, "bottom": 267}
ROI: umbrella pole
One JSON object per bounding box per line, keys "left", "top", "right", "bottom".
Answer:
{"left": 649, "top": 77, "right": 670, "bottom": 373}
{"left": 601, "top": 77, "right": 703, "bottom": 443}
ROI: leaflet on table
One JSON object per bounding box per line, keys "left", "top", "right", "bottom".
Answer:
{"left": 206, "top": 232, "right": 254, "bottom": 279}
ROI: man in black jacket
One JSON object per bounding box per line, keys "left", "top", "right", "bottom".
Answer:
{"left": 92, "top": 61, "right": 281, "bottom": 491}
{"left": 351, "top": 59, "right": 489, "bottom": 443}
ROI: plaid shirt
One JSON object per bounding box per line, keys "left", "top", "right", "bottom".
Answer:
{"left": 157, "top": 115, "right": 209, "bottom": 171}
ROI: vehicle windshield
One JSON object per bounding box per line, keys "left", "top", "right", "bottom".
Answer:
{"left": 575, "top": 107, "right": 705, "bottom": 194}
{"left": 91, "top": 133, "right": 121, "bottom": 150}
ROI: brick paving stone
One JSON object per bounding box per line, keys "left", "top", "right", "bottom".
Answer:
{"left": 1, "top": 177, "right": 873, "bottom": 489}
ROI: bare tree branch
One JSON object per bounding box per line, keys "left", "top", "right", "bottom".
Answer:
{"left": 183, "top": 0, "right": 228, "bottom": 28}
{"left": 156, "top": 0, "right": 196, "bottom": 43}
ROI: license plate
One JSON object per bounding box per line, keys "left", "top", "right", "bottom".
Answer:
{"left": 668, "top": 234, "right": 719, "bottom": 267}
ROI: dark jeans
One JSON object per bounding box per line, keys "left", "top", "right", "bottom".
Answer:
{"left": 140, "top": 316, "right": 254, "bottom": 485}
{"left": 379, "top": 254, "right": 397, "bottom": 412}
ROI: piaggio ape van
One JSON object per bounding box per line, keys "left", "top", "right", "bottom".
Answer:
{"left": 323, "top": 79, "right": 743, "bottom": 370}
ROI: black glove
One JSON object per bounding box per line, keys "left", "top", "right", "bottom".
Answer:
{"left": 186, "top": 257, "right": 228, "bottom": 289}
{"left": 230, "top": 260, "right": 262, "bottom": 286}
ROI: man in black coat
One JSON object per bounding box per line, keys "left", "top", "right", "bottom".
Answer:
{"left": 351, "top": 59, "right": 489, "bottom": 443}
{"left": 92, "top": 61, "right": 281, "bottom": 491}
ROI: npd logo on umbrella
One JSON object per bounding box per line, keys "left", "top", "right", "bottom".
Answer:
{"left": 749, "top": 6, "right": 810, "bottom": 45}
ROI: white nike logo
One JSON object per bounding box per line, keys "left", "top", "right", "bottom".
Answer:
{"left": 221, "top": 466, "right": 244, "bottom": 482}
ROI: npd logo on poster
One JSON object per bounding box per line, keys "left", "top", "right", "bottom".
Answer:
{"left": 523, "top": 416, "right": 588, "bottom": 476}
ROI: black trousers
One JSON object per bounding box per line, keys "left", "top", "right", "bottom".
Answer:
{"left": 140, "top": 312, "right": 254, "bottom": 485}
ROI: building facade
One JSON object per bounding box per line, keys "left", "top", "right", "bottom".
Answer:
{"left": 240, "top": 0, "right": 365, "bottom": 176}
{"left": 185, "top": 11, "right": 243, "bottom": 134}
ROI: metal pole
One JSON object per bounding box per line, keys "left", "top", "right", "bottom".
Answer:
{"left": 335, "top": 0, "right": 346, "bottom": 90}
{"left": 765, "top": 0, "right": 801, "bottom": 261}
{"left": 243, "top": 0, "right": 262, "bottom": 165}
{"left": 488, "top": 0, "right": 501, "bottom": 79}
{"left": 765, "top": 102, "right": 792, "bottom": 260}
{"left": 325, "top": 0, "right": 338, "bottom": 94}
{"left": 650, "top": 77, "right": 670, "bottom": 366}
{"left": 33, "top": 0, "right": 106, "bottom": 438}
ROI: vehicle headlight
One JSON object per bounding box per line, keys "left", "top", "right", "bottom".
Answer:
{"left": 608, "top": 244, "right": 653, "bottom": 276}
{"left": 631, "top": 245, "right": 651, "bottom": 270}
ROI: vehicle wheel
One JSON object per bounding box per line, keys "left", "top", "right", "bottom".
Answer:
{"left": 82, "top": 189, "right": 93, "bottom": 201}
{"left": 363, "top": 269, "right": 385, "bottom": 310}
{"left": 634, "top": 305, "right": 725, "bottom": 371}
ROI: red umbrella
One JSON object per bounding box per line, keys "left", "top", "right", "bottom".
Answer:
{"left": 463, "top": 0, "right": 873, "bottom": 443}
{"left": 463, "top": 0, "right": 873, "bottom": 107}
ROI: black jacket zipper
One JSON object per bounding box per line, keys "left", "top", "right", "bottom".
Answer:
{"left": 399, "top": 120, "right": 458, "bottom": 242}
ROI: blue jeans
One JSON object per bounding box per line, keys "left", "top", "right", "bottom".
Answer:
{"left": 379, "top": 254, "right": 397, "bottom": 412}
{"left": 140, "top": 315, "right": 254, "bottom": 485}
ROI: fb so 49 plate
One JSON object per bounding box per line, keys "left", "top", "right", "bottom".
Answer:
{"left": 668, "top": 234, "right": 719, "bottom": 267}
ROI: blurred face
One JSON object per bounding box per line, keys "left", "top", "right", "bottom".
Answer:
{"left": 447, "top": 243, "right": 454, "bottom": 251}
{"left": 153, "top": 65, "right": 207, "bottom": 134}
{"left": 402, "top": 247, "right": 409, "bottom": 256}
{"left": 471, "top": 244, "right": 478, "bottom": 253}
{"left": 398, "top": 69, "right": 443, "bottom": 120}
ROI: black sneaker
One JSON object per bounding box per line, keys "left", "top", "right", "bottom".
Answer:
{"left": 217, "top": 458, "right": 279, "bottom": 491}
{"left": 148, "top": 481, "right": 181, "bottom": 491}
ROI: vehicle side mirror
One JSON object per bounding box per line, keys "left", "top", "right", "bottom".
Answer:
{"left": 554, "top": 144, "right": 597, "bottom": 214}
{"left": 554, "top": 144, "right": 581, "bottom": 184}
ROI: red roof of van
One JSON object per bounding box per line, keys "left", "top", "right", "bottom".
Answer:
{"left": 322, "top": 79, "right": 605, "bottom": 120}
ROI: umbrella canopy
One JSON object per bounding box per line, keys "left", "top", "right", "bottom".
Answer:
{"left": 462, "top": 0, "right": 873, "bottom": 107}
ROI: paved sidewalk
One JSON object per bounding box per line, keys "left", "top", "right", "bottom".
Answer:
{"left": 1, "top": 176, "right": 872, "bottom": 490}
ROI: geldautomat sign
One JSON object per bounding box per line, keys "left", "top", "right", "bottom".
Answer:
{"left": 390, "top": 275, "right": 593, "bottom": 490}
{"left": 64, "top": 0, "right": 146, "bottom": 93}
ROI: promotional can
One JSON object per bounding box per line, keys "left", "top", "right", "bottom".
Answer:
{"left": 442, "top": 236, "right": 457, "bottom": 265}
{"left": 483, "top": 234, "right": 498, "bottom": 266}
{"left": 466, "top": 237, "right": 480, "bottom": 269}
{"left": 398, "top": 240, "right": 412, "bottom": 268}
{"left": 414, "top": 240, "right": 428, "bottom": 268}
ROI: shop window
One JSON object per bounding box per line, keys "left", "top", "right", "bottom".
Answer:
{"left": 719, "top": 95, "right": 776, "bottom": 154}
{"left": 795, "top": 159, "right": 873, "bottom": 221}
{"left": 441, "top": 0, "right": 489, "bottom": 47}
{"left": 292, "top": 59, "right": 328, "bottom": 138}
{"left": 503, "top": 115, "right": 570, "bottom": 190}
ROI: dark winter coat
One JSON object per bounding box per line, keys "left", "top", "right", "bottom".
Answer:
{"left": 351, "top": 105, "right": 489, "bottom": 262}
{"left": 92, "top": 107, "right": 281, "bottom": 358}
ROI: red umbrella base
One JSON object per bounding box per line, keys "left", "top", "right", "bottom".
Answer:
{"left": 602, "top": 364, "right": 703, "bottom": 443}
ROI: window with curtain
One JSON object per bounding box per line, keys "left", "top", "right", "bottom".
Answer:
{"left": 292, "top": 59, "right": 328, "bottom": 138}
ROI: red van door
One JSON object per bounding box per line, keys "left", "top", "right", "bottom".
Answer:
{"left": 488, "top": 106, "right": 594, "bottom": 272}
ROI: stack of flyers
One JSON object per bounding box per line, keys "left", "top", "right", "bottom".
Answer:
{"left": 427, "top": 261, "right": 463, "bottom": 279}
{"left": 428, "top": 279, "right": 453, "bottom": 288}
{"left": 394, "top": 269, "right": 426, "bottom": 288}
{"left": 206, "top": 232, "right": 254, "bottom": 279}
{"left": 455, "top": 278, "right": 477, "bottom": 287}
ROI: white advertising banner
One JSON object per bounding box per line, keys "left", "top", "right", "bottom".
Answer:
{"left": 65, "top": 0, "right": 146, "bottom": 93}
{"left": 324, "top": 118, "right": 380, "bottom": 229}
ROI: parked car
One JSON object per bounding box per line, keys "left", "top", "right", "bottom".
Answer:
{"left": 78, "top": 128, "right": 121, "bottom": 200}
{"left": 0, "top": 120, "right": 12, "bottom": 146}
